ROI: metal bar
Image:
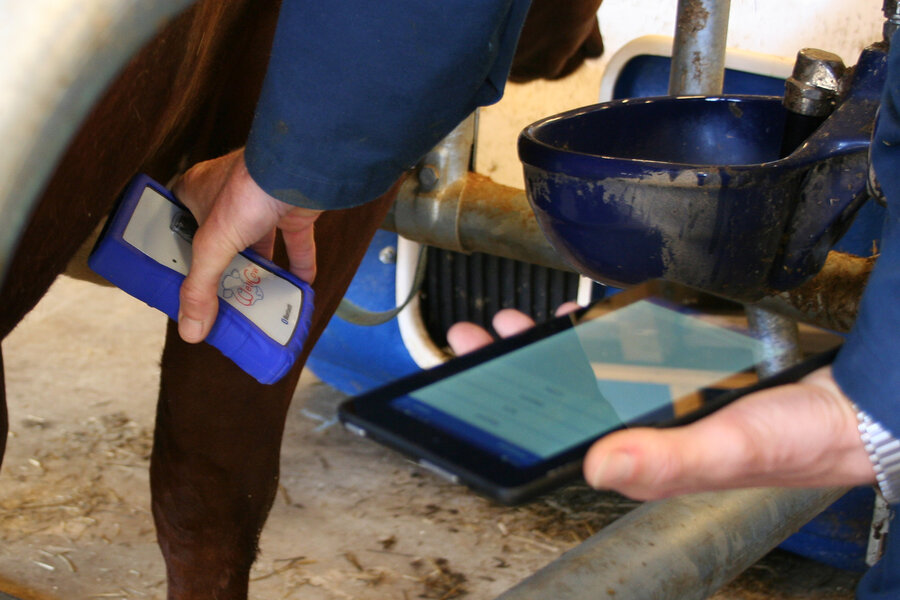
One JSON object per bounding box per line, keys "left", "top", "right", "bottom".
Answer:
{"left": 669, "top": 0, "right": 804, "bottom": 382}
{"left": 745, "top": 304, "right": 803, "bottom": 375}
{"left": 496, "top": 487, "right": 848, "bottom": 600}
{"left": 668, "top": 0, "right": 732, "bottom": 95}
{"left": 0, "top": 0, "right": 196, "bottom": 289}
{"left": 669, "top": 0, "right": 805, "bottom": 382}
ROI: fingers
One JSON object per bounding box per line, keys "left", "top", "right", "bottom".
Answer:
{"left": 447, "top": 322, "right": 495, "bottom": 355}
{"left": 278, "top": 207, "right": 322, "bottom": 284}
{"left": 446, "top": 310, "right": 538, "bottom": 356}
{"left": 173, "top": 152, "right": 246, "bottom": 343}
{"left": 447, "top": 304, "right": 582, "bottom": 356}
{"left": 583, "top": 418, "right": 761, "bottom": 500}
{"left": 492, "top": 308, "right": 537, "bottom": 337}
{"left": 554, "top": 301, "right": 581, "bottom": 317}
{"left": 583, "top": 368, "right": 875, "bottom": 500}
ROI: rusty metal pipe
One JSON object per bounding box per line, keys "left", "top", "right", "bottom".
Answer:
{"left": 383, "top": 114, "right": 577, "bottom": 273}
{"left": 758, "top": 251, "right": 873, "bottom": 334}
{"left": 384, "top": 171, "right": 576, "bottom": 273}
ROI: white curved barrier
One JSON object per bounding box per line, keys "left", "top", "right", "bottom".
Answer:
{"left": 0, "top": 0, "right": 195, "bottom": 285}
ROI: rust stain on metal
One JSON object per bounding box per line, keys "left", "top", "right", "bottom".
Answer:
{"left": 778, "top": 251, "right": 875, "bottom": 333}
{"left": 463, "top": 173, "right": 527, "bottom": 210}
{"left": 677, "top": 0, "right": 711, "bottom": 34}
{"left": 461, "top": 172, "right": 542, "bottom": 235}
{"left": 692, "top": 50, "right": 705, "bottom": 88}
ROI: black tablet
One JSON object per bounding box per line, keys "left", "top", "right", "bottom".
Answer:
{"left": 337, "top": 281, "right": 838, "bottom": 505}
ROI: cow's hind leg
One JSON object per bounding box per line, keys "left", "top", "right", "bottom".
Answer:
{"left": 151, "top": 187, "right": 397, "bottom": 599}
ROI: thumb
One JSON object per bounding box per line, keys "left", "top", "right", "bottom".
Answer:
{"left": 178, "top": 211, "right": 242, "bottom": 343}
{"left": 582, "top": 426, "right": 721, "bottom": 501}
{"left": 582, "top": 371, "right": 874, "bottom": 500}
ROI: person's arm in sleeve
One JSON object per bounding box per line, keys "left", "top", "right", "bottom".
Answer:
{"left": 831, "top": 33, "right": 900, "bottom": 442}
{"left": 175, "top": 0, "right": 532, "bottom": 343}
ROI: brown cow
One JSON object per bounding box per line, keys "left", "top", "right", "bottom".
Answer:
{"left": 0, "top": 1, "right": 602, "bottom": 598}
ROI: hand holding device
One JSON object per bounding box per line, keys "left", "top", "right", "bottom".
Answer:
{"left": 582, "top": 363, "right": 873, "bottom": 501}
{"left": 171, "top": 149, "right": 321, "bottom": 344}
{"left": 89, "top": 174, "right": 314, "bottom": 384}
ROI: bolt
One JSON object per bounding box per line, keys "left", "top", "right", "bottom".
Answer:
{"left": 783, "top": 48, "right": 846, "bottom": 117}
{"left": 417, "top": 164, "right": 440, "bottom": 191}
{"left": 378, "top": 246, "right": 397, "bottom": 264}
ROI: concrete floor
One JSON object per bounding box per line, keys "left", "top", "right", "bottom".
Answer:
{"left": 0, "top": 275, "right": 862, "bottom": 599}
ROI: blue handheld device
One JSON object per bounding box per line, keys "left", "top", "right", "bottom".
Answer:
{"left": 89, "top": 174, "right": 315, "bottom": 384}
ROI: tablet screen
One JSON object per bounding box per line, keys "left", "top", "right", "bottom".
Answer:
{"left": 391, "top": 299, "right": 769, "bottom": 467}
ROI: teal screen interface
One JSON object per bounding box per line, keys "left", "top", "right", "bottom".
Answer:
{"left": 392, "top": 300, "right": 768, "bottom": 467}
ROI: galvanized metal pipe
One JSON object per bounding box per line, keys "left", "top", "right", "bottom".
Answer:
{"left": 0, "top": 0, "right": 196, "bottom": 289}
{"left": 384, "top": 171, "right": 577, "bottom": 272}
{"left": 496, "top": 486, "right": 848, "bottom": 600}
{"left": 668, "top": 0, "right": 732, "bottom": 95}
{"left": 671, "top": 0, "right": 805, "bottom": 377}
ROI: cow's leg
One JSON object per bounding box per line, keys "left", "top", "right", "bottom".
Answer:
{"left": 151, "top": 185, "right": 399, "bottom": 600}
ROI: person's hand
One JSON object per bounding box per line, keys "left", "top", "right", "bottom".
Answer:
{"left": 582, "top": 366, "right": 874, "bottom": 500}
{"left": 447, "top": 309, "right": 876, "bottom": 501}
{"left": 171, "top": 148, "right": 322, "bottom": 344}
{"left": 509, "top": 0, "right": 604, "bottom": 83}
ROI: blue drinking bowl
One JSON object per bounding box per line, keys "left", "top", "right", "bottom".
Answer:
{"left": 518, "top": 46, "right": 887, "bottom": 300}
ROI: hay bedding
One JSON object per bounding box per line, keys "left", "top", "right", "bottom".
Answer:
{"left": 0, "top": 412, "right": 154, "bottom": 546}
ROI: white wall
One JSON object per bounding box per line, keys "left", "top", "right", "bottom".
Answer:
{"left": 476, "top": 0, "right": 885, "bottom": 187}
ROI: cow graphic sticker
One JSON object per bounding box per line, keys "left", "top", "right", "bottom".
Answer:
{"left": 220, "top": 265, "right": 264, "bottom": 307}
